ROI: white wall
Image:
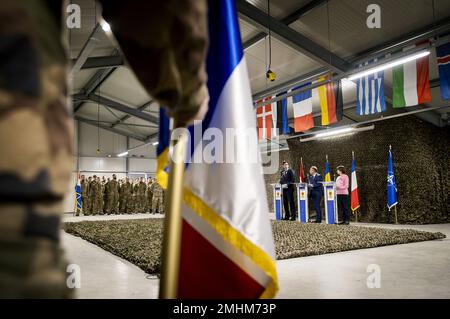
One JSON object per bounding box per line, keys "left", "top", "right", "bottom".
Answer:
{"left": 78, "top": 121, "right": 127, "bottom": 157}
{"left": 129, "top": 158, "right": 157, "bottom": 173}
{"left": 63, "top": 120, "right": 158, "bottom": 212}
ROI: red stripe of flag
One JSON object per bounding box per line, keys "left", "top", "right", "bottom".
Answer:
{"left": 416, "top": 56, "right": 431, "bottom": 104}
{"left": 178, "top": 220, "right": 265, "bottom": 298}
{"left": 294, "top": 114, "right": 314, "bottom": 132}
{"left": 325, "top": 81, "right": 337, "bottom": 124}
{"left": 437, "top": 55, "right": 450, "bottom": 64}
{"left": 351, "top": 188, "right": 360, "bottom": 211}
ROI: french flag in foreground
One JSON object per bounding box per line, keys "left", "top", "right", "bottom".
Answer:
{"left": 350, "top": 152, "right": 360, "bottom": 212}
{"left": 157, "top": 0, "right": 278, "bottom": 298}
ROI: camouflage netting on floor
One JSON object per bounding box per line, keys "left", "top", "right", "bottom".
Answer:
{"left": 272, "top": 221, "right": 445, "bottom": 260}
{"left": 63, "top": 219, "right": 445, "bottom": 274}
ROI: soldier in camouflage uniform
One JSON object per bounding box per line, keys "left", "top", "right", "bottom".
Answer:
{"left": 118, "top": 179, "right": 124, "bottom": 213}
{"left": 132, "top": 178, "right": 139, "bottom": 213}
{"left": 101, "top": 177, "right": 107, "bottom": 214}
{"left": 137, "top": 177, "right": 147, "bottom": 213}
{"left": 96, "top": 176, "right": 104, "bottom": 215}
{"left": 87, "top": 176, "right": 97, "bottom": 215}
{"left": 151, "top": 181, "right": 165, "bottom": 214}
{"left": 127, "top": 178, "right": 136, "bottom": 214}
{"left": 146, "top": 177, "right": 154, "bottom": 213}
{"left": 108, "top": 174, "right": 119, "bottom": 214}
{"left": 120, "top": 177, "right": 131, "bottom": 214}
{"left": 80, "top": 175, "right": 89, "bottom": 216}
{"left": 85, "top": 177, "right": 93, "bottom": 215}
{"left": 0, "top": 0, "right": 207, "bottom": 298}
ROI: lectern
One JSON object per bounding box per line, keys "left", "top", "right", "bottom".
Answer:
{"left": 321, "top": 181, "right": 338, "bottom": 224}
{"left": 271, "top": 183, "right": 283, "bottom": 221}
{"left": 296, "top": 183, "right": 309, "bottom": 223}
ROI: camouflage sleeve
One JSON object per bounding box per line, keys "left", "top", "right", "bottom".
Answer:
{"left": 0, "top": 0, "right": 73, "bottom": 298}
{"left": 99, "top": 0, "right": 208, "bottom": 126}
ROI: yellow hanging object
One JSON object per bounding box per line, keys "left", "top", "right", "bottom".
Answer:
{"left": 96, "top": 148, "right": 101, "bottom": 154}
{"left": 266, "top": 69, "right": 276, "bottom": 82}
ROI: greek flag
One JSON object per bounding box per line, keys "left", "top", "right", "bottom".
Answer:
{"left": 355, "top": 60, "right": 386, "bottom": 115}
{"left": 387, "top": 147, "right": 398, "bottom": 211}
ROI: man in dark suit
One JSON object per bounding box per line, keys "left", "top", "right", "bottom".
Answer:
{"left": 280, "top": 161, "right": 296, "bottom": 221}
{"left": 308, "top": 166, "right": 323, "bottom": 223}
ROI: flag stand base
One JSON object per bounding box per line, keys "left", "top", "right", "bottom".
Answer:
{"left": 394, "top": 206, "right": 399, "bottom": 224}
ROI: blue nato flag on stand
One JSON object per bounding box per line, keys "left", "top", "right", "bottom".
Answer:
{"left": 387, "top": 147, "right": 398, "bottom": 211}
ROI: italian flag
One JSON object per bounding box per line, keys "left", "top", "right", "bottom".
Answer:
{"left": 392, "top": 48, "right": 431, "bottom": 108}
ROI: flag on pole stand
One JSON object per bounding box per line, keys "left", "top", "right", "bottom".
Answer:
{"left": 387, "top": 145, "right": 398, "bottom": 223}
{"left": 157, "top": 0, "right": 278, "bottom": 298}
{"left": 75, "top": 173, "right": 82, "bottom": 215}
{"left": 299, "top": 157, "right": 305, "bottom": 183}
{"left": 350, "top": 152, "right": 360, "bottom": 219}
{"left": 324, "top": 155, "right": 331, "bottom": 182}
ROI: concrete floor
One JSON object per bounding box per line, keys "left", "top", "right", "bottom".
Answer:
{"left": 62, "top": 214, "right": 450, "bottom": 299}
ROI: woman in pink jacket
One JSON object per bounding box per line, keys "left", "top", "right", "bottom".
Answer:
{"left": 336, "top": 165, "right": 350, "bottom": 225}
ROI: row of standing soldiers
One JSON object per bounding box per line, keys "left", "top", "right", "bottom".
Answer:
{"left": 78, "top": 174, "right": 164, "bottom": 216}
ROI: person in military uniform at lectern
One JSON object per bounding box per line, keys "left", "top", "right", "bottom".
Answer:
{"left": 280, "top": 161, "right": 296, "bottom": 221}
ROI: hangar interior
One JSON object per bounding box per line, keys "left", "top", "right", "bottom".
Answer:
{"left": 53, "top": 0, "right": 450, "bottom": 299}
{"left": 66, "top": 0, "right": 450, "bottom": 212}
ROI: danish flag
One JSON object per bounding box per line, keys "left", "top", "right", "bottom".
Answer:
{"left": 256, "top": 97, "right": 277, "bottom": 140}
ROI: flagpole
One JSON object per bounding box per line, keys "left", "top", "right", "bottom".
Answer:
{"left": 159, "top": 117, "right": 188, "bottom": 299}
{"left": 394, "top": 205, "right": 398, "bottom": 224}
{"left": 300, "top": 157, "right": 303, "bottom": 183}
{"left": 389, "top": 145, "right": 398, "bottom": 224}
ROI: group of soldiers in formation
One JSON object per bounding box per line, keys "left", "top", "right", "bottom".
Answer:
{"left": 78, "top": 174, "right": 164, "bottom": 216}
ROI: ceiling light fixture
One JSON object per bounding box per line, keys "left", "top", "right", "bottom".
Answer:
{"left": 300, "top": 125, "right": 374, "bottom": 142}
{"left": 117, "top": 151, "right": 129, "bottom": 157}
{"left": 347, "top": 51, "right": 430, "bottom": 81}
{"left": 100, "top": 20, "right": 111, "bottom": 32}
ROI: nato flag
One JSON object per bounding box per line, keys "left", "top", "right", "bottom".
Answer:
{"left": 387, "top": 147, "right": 398, "bottom": 211}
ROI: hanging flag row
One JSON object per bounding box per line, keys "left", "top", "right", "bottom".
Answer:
{"left": 256, "top": 76, "right": 344, "bottom": 138}
{"left": 256, "top": 41, "right": 450, "bottom": 137}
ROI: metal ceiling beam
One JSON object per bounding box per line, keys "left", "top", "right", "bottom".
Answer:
{"left": 74, "top": 116, "right": 147, "bottom": 141}
{"left": 236, "top": 0, "right": 350, "bottom": 73}
{"left": 78, "top": 119, "right": 156, "bottom": 128}
{"left": 243, "top": 0, "right": 328, "bottom": 49}
{"left": 71, "top": 24, "right": 102, "bottom": 75}
{"left": 349, "top": 16, "right": 450, "bottom": 63}
{"left": 73, "top": 67, "right": 117, "bottom": 113}
{"left": 253, "top": 17, "right": 450, "bottom": 99}
{"left": 111, "top": 100, "right": 155, "bottom": 128}
{"left": 76, "top": 55, "right": 125, "bottom": 70}
{"left": 84, "top": 93, "right": 159, "bottom": 124}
